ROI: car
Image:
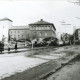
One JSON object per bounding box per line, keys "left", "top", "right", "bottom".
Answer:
{"left": 58, "top": 40, "right": 63, "bottom": 46}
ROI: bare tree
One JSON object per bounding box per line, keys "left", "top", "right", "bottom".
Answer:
{"left": 67, "top": 0, "right": 80, "bottom": 5}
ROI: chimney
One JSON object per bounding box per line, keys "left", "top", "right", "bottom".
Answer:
{"left": 40, "top": 19, "right": 43, "bottom": 21}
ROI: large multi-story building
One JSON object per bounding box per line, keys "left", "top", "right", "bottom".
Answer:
{"left": 9, "top": 26, "right": 30, "bottom": 41}
{"left": 29, "top": 19, "right": 56, "bottom": 40}
{"left": 0, "top": 17, "right": 12, "bottom": 41}
{"left": 0, "top": 17, "right": 56, "bottom": 42}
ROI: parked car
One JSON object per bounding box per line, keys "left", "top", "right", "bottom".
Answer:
{"left": 58, "top": 40, "right": 63, "bottom": 46}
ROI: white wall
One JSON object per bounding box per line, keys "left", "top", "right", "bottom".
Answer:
{"left": 0, "top": 20, "right": 12, "bottom": 41}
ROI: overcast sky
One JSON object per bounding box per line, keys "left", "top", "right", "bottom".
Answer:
{"left": 0, "top": 0, "right": 80, "bottom": 35}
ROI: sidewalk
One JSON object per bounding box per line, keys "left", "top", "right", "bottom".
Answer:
{"left": 3, "top": 48, "right": 30, "bottom": 53}
{"left": 2, "top": 46, "right": 49, "bottom": 54}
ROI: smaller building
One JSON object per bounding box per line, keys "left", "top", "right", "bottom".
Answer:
{"left": 0, "top": 17, "right": 12, "bottom": 41}
{"left": 73, "top": 29, "right": 80, "bottom": 43}
{"left": 9, "top": 25, "right": 30, "bottom": 41}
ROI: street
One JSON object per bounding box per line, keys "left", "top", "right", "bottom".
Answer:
{"left": 0, "top": 45, "right": 80, "bottom": 80}
{"left": 0, "top": 1, "right": 80, "bottom": 80}
{"left": 46, "top": 54, "right": 80, "bottom": 80}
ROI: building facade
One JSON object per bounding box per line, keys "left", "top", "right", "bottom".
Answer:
{"left": 0, "top": 17, "right": 12, "bottom": 41}
{"left": 9, "top": 26, "right": 30, "bottom": 41}
{"left": 74, "top": 29, "right": 80, "bottom": 42}
{"left": 0, "top": 18, "right": 56, "bottom": 42}
{"left": 29, "top": 19, "right": 56, "bottom": 40}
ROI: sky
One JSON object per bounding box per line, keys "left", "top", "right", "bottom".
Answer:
{"left": 0, "top": 0, "right": 80, "bottom": 36}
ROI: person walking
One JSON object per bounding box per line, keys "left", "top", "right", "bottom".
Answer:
{"left": 15, "top": 42, "right": 17, "bottom": 52}
{"left": 0, "top": 41, "right": 4, "bottom": 54}
{"left": 8, "top": 44, "right": 10, "bottom": 53}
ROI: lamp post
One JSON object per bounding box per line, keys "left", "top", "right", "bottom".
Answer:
{"left": 73, "top": 26, "right": 76, "bottom": 45}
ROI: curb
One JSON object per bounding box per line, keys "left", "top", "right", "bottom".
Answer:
{"left": 3, "top": 47, "right": 49, "bottom": 54}
{"left": 40, "top": 52, "right": 80, "bottom": 80}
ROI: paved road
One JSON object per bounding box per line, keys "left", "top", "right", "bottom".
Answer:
{"left": 46, "top": 54, "right": 80, "bottom": 80}
{"left": 1, "top": 60, "right": 60, "bottom": 80}
{"left": 1, "top": 46, "right": 78, "bottom": 80}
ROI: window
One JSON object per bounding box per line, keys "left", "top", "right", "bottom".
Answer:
{"left": 14, "top": 31, "right": 16, "bottom": 33}
{"left": 32, "top": 26, "right": 34, "bottom": 30}
{"left": 35, "top": 26, "right": 36, "bottom": 30}
{"left": 38, "top": 26, "right": 40, "bottom": 30}
{"left": 34, "top": 26, "right": 36, "bottom": 30}
{"left": 11, "top": 31, "right": 12, "bottom": 33}
{"left": 42, "top": 26, "right": 44, "bottom": 30}
{"left": 45, "top": 32, "right": 47, "bottom": 36}
{"left": 45, "top": 26, "right": 47, "bottom": 30}
{"left": 44, "top": 26, "right": 46, "bottom": 30}
{"left": 39, "top": 26, "right": 42, "bottom": 30}
{"left": 22, "top": 35, "right": 23, "bottom": 38}
{"left": 32, "top": 26, "right": 33, "bottom": 30}
{"left": 36, "top": 27, "right": 38, "bottom": 30}
{"left": 40, "top": 32, "right": 42, "bottom": 37}
{"left": 78, "top": 30, "right": 80, "bottom": 34}
{"left": 47, "top": 26, "right": 50, "bottom": 30}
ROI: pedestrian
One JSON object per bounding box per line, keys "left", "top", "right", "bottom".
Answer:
{"left": 8, "top": 47, "right": 10, "bottom": 51}
{"left": 8, "top": 45, "right": 10, "bottom": 53}
{"left": 0, "top": 41, "right": 4, "bottom": 54}
{"left": 15, "top": 42, "right": 17, "bottom": 52}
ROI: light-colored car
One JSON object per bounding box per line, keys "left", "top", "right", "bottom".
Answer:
{"left": 58, "top": 40, "right": 63, "bottom": 46}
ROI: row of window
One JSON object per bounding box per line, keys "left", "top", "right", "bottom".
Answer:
{"left": 11, "top": 35, "right": 24, "bottom": 37}
{"left": 39, "top": 33, "right": 47, "bottom": 36}
{"left": 11, "top": 32, "right": 48, "bottom": 38}
{"left": 10, "top": 31, "right": 27, "bottom": 33}
{"left": 30, "top": 26, "right": 51, "bottom": 30}
{"left": 33, "top": 32, "right": 48, "bottom": 37}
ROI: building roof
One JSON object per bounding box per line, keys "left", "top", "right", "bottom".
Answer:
{"left": 0, "top": 17, "right": 13, "bottom": 22}
{"left": 9, "top": 25, "right": 29, "bottom": 30}
{"left": 29, "top": 19, "right": 56, "bottom": 30}
{"left": 29, "top": 19, "right": 53, "bottom": 25}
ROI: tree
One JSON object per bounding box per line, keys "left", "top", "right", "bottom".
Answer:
{"left": 69, "top": 35, "right": 74, "bottom": 45}
{"left": 61, "top": 33, "right": 70, "bottom": 45}
{"left": 67, "top": 0, "right": 80, "bottom": 5}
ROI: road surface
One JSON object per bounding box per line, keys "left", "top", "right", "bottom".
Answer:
{"left": 46, "top": 54, "right": 80, "bottom": 80}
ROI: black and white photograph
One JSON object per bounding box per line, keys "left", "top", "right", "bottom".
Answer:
{"left": 0, "top": 0, "right": 80, "bottom": 80}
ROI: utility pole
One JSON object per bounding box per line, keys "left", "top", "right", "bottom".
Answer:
{"left": 73, "top": 26, "right": 76, "bottom": 45}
